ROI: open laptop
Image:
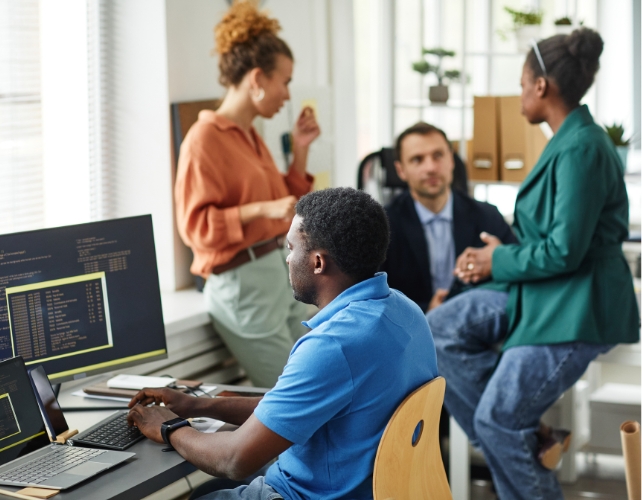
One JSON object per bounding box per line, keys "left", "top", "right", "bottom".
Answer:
{"left": 0, "top": 357, "right": 134, "bottom": 489}
{"left": 28, "top": 365, "right": 144, "bottom": 451}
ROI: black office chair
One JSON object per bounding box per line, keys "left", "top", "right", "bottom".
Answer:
{"left": 357, "top": 147, "right": 469, "bottom": 205}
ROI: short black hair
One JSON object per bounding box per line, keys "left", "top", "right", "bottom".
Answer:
{"left": 395, "top": 122, "right": 452, "bottom": 161}
{"left": 295, "top": 188, "right": 390, "bottom": 282}
{"left": 526, "top": 28, "right": 603, "bottom": 108}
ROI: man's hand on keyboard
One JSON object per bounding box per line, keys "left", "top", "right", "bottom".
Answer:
{"left": 127, "top": 404, "right": 177, "bottom": 444}
{"left": 128, "top": 387, "right": 196, "bottom": 417}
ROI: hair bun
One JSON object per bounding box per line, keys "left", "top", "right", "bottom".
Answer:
{"left": 566, "top": 27, "right": 604, "bottom": 65}
{"left": 215, "top": 1, "right": 281, "bottom": 55}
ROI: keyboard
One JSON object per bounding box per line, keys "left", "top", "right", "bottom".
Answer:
{"left": 0, "top": 446, "right": 106, "bottom": 485}
{"left": 72, "top": 411, "right": 144, "bottom": 451}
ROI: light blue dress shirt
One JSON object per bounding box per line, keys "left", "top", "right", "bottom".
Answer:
{"left": 413, "top": 194, "right": 455, "bottom": 293}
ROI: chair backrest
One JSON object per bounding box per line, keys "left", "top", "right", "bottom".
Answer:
{"left": 373, "top": 376, "right": 452, "bottom": 500}
{"left": 357, "top": 148, "right": 469, "bottom": 205}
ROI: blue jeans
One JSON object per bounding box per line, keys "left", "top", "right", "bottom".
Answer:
{"left": 427, "top": 289, "right": 613, "bottom": 500}
{"left": 193, "top": 476, "right": 282, "bottom": 500}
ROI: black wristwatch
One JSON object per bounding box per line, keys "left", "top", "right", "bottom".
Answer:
{"left": 160, "top": 417, "right": 191, "bottom": 448}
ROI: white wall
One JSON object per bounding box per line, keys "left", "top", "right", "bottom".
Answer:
{"left": 40, "top": 0, "right": 91, "bottom": 227}
{"left": 165, "top": 0, "right": 227, "bottom": 103}
{"left": 105, "top": 1, "right": 175, "bottom": 292}
{"left": 595, "top": 0, "right": 634, "bottom": 132}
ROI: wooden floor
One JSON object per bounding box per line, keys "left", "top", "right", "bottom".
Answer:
{"left": 471, "top": 453, "right": 629, "bottom": 500}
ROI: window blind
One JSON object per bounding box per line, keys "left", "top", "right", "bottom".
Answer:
{"left": 1, "top": 0, "right": 118, "bottom": 235}
{"left": 0, "top": 0, "right": 44, "bottom": 235}
{"left": 87, "top": 0, "right": 115, "bottom": 222}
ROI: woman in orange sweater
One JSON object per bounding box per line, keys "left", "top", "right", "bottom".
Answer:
{"left": 175, "top": 2, "right": 320, "bottom": 387}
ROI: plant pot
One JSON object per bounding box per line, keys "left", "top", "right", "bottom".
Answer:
{"left": 554, "top": 24, "right": 575, "bottom": 36}
{"left": 616, "top": 146, "right": 629, "bottom": 174}
{"left": 429, "top": 85, "right": 449, "bottom": 104}
{"left": 515, "top": 25, "right": 541, "bottom": 53}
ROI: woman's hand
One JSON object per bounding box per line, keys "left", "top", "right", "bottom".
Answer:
{"left": 454, "top": 232, "right": 502, "bottom": 284}
{"left": 291, "top": 107, "right": 321, "bottom": 150}
{"left": 261, "top": 196, "right": 296, "bottom": 220}
{"left": 239, "top": 196, "right": 296, "bottom": 225}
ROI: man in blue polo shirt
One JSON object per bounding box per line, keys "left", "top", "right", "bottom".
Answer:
{"left": 127, "top": 188, "right": 439, "bottom": 500}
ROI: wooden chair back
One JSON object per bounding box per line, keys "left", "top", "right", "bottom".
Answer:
{"left": 373, "top": 376, "right": 452, "bottom": 500}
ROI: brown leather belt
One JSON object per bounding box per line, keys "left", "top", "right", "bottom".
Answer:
{"left": 211, "top": 236, "right": 285, "bottom": 275}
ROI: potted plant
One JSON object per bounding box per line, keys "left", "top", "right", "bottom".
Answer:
{"left": 554, "top": 16, "right": 575, "bottom": 35}
{"left": 604, "top": 123, "right": 631, "bottom": 173}
{"left": 504, "top": 6, "right": 543, "bottom": 53}
{"left": 412, "top": 48, "right": 462, "bottom": 104}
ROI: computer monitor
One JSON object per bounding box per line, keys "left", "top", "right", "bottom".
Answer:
{"left": 0, "top": 215, "right": 167, "bottom": 383}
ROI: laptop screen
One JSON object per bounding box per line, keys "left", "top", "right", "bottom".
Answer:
{"left": 0, "top": 357, "right": 49, "bottom": 464}
{"left": 28, "top": 365, "right": 69, "bottom": 440}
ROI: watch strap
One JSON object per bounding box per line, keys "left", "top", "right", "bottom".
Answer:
{"left": 161, "top": 418, "right": 191, "bottom": 447}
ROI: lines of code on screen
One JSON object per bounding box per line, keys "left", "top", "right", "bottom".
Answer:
{"left": 6, "top": 273, "right": 113, "bottom": 364}
{"left": 0, "top": 394, "right": 20, "bottom": 442}
{"left": 0, "top": 216, "right": 166, "bottom": 379}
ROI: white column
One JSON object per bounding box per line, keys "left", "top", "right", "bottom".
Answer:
{"left": 40, "top": 0, "right": 91, "bottom": 227}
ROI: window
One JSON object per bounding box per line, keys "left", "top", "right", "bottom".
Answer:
{"left": 0, "top": 0, "right": 44, "bottom": 234}
{"left": 1, "top": 0, "right": 115, "bottom": 236}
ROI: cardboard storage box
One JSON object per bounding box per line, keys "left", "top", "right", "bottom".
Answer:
{"left": 498, "top": 96, "right": 549, "bottom": 183}
{"left": 471, "top": 96, "right": 500, "bottom": 181}
{"left": 589, "top": 383, "right": 641, "bottom": 453}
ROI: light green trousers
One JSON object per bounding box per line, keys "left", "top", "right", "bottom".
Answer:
{"left": 203, "top": 247, "right": 308, "bottom": 388}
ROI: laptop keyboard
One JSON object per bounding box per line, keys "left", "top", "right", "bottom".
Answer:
{"left": 0, "top": 446, "right": 106, "bottom": 485}
{"left": 76, "top": 412, "right": 143, "bottom": 450}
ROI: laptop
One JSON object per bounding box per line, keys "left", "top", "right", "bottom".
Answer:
{"left": 0, "top": 357, "right": 134, "bottom": 489}
{"left": 28, "top": 365, "right": 144, "bottom": 451}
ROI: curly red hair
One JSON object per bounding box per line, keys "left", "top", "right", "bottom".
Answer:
{"left": 213, "top": 0, "right": 292, "bottom": 87}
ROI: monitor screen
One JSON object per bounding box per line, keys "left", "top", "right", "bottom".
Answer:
{"left": 0, "top": 215, "right": 167, "bottom": 382}
{"left": 0, "top": 357, "right": 49, "bottom": 465}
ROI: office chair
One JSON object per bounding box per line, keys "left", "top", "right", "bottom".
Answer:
{"left": 372, "top": 376, "right": 452, "bottom": 500}
{"left": 356, "top": 147, "right": 469, "bottom": 205}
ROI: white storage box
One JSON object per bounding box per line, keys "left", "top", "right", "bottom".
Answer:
{"left": 589, "top": 383, "right": 641, "bottom": 453}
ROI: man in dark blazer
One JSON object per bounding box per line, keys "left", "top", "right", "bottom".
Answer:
{"left": 381, "top": 122, "right": 517, "bottom": 312}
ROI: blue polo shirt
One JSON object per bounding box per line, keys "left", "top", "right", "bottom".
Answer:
{"left": 254, "top": 273, "right": 439, "bottom": 500}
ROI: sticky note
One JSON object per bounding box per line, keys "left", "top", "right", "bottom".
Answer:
{"left": 301, "top": 98, "right": 318, "bottom": 118}
{"left": 313, "top": 171, "right": 331, "bottom": 191}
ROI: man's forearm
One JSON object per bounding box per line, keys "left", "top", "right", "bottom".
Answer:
{"left": 167, "top": 413, "right": 290, "bottom": 481}
{"left": 194, "top": 396, "right": 263, "bottom": 426}
{"left": 169, "top": 428, "right": 248, "bottom": 479}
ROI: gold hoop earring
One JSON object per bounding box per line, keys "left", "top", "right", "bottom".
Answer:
{"left": 253, "top": 88, "right": 265, "bottom": 102}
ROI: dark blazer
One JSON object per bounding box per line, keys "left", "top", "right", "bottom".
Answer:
{"left": 381, "top": 189, "right": 517, "bottom": 312}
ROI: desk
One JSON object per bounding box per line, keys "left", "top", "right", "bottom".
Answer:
{"left": 0, "top": 384, "right": 265, "bottom": 500}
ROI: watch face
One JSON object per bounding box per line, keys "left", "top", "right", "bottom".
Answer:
{"left": 163, "top": 417, "right": 185, "bottom": 426}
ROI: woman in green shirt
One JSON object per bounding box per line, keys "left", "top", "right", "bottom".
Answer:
{"left": 427, "top": 28, "right": 639, "bottom": 500}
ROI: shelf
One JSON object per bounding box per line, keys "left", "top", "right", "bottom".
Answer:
{"left": 395, "top": 99, "right": 473, "bottom": 109}
{"left": 469, "top": 179, "right": 522, "bottom": 187}
{"left": 464, "top": 52, "right": 525, "bottom": 58}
